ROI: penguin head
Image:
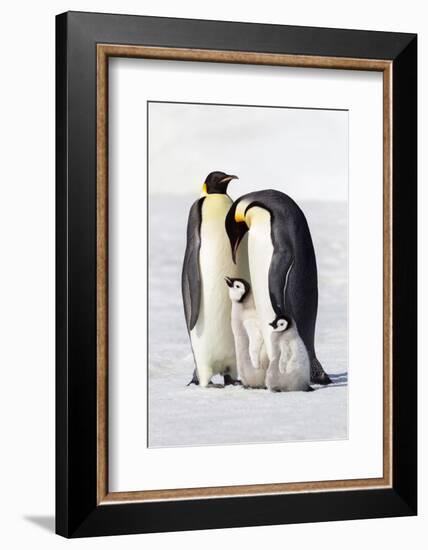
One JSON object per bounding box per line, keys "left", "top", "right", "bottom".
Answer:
{"left": 202, "top": 172, "right": 238, "bottom": 195}
{"left": 269, "top": 316, "right": 291, "bottom": 332}
{"left": 225, "top": 276, "right": 250, "bottom": 303}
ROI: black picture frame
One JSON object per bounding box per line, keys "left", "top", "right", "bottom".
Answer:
{"left": 56, "top": 11, "right": 417, "bottom": 538}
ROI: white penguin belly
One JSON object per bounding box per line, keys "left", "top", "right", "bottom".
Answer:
{"left": 190, "top": 194, "right": 246, "bottom": 384}
{"left": 247, "top": 209, "right": 275, "bottom": 358}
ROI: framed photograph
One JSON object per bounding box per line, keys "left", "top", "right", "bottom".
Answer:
{"left": 56, "top": 11, "right": 417, "bottom": 538}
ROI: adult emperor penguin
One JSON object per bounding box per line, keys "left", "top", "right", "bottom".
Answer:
{"left": 225, "top": 189, "right": 331, "bottom": 385}
{"left": 182, "top": 171, "right": 249, "bottom": 387}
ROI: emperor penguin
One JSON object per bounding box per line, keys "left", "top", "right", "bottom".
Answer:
{"left": 182, "top": 171, "right": 249, "bottom": 387}
{"left": 266, "top": 315, "right": 313, "bottom": 392}
{"left": 225, "top": 277, "right": 269, "bottom": 388}
{"left": 225, "top": 189, "right": 331, "bottom": 385}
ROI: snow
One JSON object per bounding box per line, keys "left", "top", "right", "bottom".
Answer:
{"left": 148, "top": 196, "right": 348, "bottom": 447}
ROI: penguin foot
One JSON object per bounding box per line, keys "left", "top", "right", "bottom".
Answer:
{"left": 310, "top": 358, "right": 332, "bottom": 385}
{"left": 186, "top": 370, "right": 199, "bottom": 386}
{"left": 223, "top": 374, "right": 242, "bottom": 386}
{"left": 311, "top": 372, "right": 332, "bottom": 385}
{"left": 305, "top": 385, "right": 315, "bottom": 392}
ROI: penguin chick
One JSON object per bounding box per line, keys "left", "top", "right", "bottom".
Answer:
{"left": 225, "top": 277, "right": 268, "bottom": 389}
{"left": 266, "top": 316, "right": 313, "bottom": 392}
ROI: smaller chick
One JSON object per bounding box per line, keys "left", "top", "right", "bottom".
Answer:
{"left": 266, "top": 316, "right": 313, "bottom": 392}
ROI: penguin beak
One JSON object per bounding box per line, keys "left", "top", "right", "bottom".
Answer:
{"left": 269, "top": 321, "right": 275, "bottom": 328}
{"left": 220, "top": 174, "right": 238, "bottom": 184}
{"left": 225, "top": 203, "right": 248, "bottom": 264}
{"left": 227, "top": 222, "right": 247, "bottom": 263}
{"left": 232, "top": 224, "right": 248, "bottom": 263}
{"left": 224, "top": 276, "right": 233, "bottom": 287}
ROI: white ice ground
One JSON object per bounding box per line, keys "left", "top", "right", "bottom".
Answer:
{"left": 148, "top": 197, "right": 348, "bottom": 447}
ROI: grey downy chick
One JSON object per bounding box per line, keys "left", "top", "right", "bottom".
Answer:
{"left": 266, "top": 316, "right": 313, "bottom": 392}
{"left": 225, "top": 277, "right": 268, "bottom": 388}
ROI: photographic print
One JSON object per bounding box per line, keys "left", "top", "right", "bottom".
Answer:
{"left": 57, "top": 14, "right": 417, "bottom": 536}
{"left": 148, "top": 101, "right": 348, "bottom": 448}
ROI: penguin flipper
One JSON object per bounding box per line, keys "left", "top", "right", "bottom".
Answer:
{"left": 278, "top": 343, "right": 292, "bottom": 374}
{"left": 182, "top": 198, "right": 204, "bottom": 331}
{"left": 268, "top": 249, "right": 294, "bottom": 317}
{"left": 243, "top": 319, "right": 264, "bottom": 369}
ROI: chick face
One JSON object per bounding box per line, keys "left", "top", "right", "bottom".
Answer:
{"left": 224, "top": 277, "right": 250, "bottom": 303}
{"left": 269, "top": 316, "right": 291, "bottom": 332}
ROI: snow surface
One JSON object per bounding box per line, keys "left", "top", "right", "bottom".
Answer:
{"left": 148, "top": 197, "right": 348, "bottom": 448}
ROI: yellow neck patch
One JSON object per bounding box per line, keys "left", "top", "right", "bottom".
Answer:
{"left": 201, "top": 183, "right": 208, "bottom": 197}
{"left": 235, "top": 210, "right": 246, "bottom": 223}
{"left": 234, "top": 200, "right": 248, "bottom": 223}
